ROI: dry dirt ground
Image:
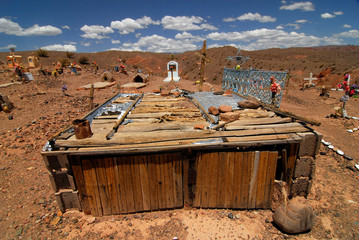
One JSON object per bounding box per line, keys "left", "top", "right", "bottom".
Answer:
{"left": 0, "top": 67, "right": 359, "bottom": 240}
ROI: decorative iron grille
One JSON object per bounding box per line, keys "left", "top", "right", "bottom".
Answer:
{"left": 222, "top": 67, "right": 287, "bottom": 107}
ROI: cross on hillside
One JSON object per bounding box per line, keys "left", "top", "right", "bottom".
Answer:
{"left": 304, "top": 73, "right": 318, "bottom": 86}
{"left": 195, "top": 40, "right": 211, "bottom": 92}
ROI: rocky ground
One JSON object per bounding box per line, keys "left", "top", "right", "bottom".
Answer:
{"left": 0, "top": 61, "right": 359, "bottom": 239}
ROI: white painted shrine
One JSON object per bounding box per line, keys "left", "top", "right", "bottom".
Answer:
{"left": 164, "top": 61, "right": 180, "bottom": 82}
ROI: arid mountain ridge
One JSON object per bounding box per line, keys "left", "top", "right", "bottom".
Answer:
{"left": 1, "top": 45, "right": 359, "bottom": 87}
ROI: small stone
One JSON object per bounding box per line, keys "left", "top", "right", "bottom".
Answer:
{"left": 227, "top": 212, "right": 234, "bottom": 219}
{"left": 238, "top": 100, "right": 261, "bottom": 109}
{"left": 63, "top": 232, "right": 69, "bottom": 236}
{"left": 86, "top": 217, "right": 96, "bottom": 224}
{"left": 334, "top": 212, "right": 340, "bottom": 217}
{"left": 50, "top": 216, "right": 61, "bottom": 226}
{"left": 208, "top": 106, "right": 219, "bottom": 116}
{"left": 219, "top": 112, "right": 240, "bottom": 122}
{"left": 8, "top": 115, "right": 13, "bottom": 120}
{"left": 194, "top": 124, "right": 205, "bottom": 130}
{"left": 344, "top": 155, "right": 353, "bottom": 161}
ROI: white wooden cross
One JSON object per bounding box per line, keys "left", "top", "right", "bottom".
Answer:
{"left": 304, "top": 73, "right": 318, "bottom": 86}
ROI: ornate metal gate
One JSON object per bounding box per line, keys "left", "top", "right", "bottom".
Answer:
{"left": 222, "top": 68, "right": 287, "bottom": 107}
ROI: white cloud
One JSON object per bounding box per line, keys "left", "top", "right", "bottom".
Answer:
{"left": 343, "top": 24, "right": 351, "bottom": 28}
{"left": 161, "top": 16, "right": 217, "bottom": 31}
{"left": 109, "top": 34, "right": 198, "bottom": 53}
{"left": 224, "top": 13, "right": 276, "bottom": 23}
{"left": 82, "top": 42, "right": 91, "bottom": 47}
{"left": 206, "top": 28, "right": 343, "bottom": 50}
{"left": 80, "top": 25, "right": 114, "bottom": 39}
{"left": 321, "top": 13, "right": 336, "bottom": 19}
{"left": 41, "top": 44, "right": 77, "bottom": 52}
{"left": 334, "top": 11, "right": 343, "bottom": 16}
{"left": 295, "top": 19, "right": 308, "bottom": 24}
{"left": 0, "top": 18, "right": 62, "bottom": 36}
{"left": 111, "top": 39, "right": 121, "bottom": 44}
{"left": 62, "top": 25, "right": 70, "bottom": 30}
{"left": 0, "top": 44, "right": 16, "bottom": 50}
{"left": 175, "top": 32, "right": 204, "bottom": 42}
{"left": 287, "top": 23, "right": 300, "bottom": 29}
{"left": 333, "top": 30, "right": 359, "bottom": 38}
{"left": 280, "top": 1, "right": 315, "bottom": 11}
{"left": 111, "top": 16, "right": 159, "bottom": 34}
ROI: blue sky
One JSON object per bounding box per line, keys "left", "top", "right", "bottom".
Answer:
{"left": 1, "top": 0, "right": 358, "bottom": 53}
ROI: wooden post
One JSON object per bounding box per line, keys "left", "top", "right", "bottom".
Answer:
{"left": 196, "top": 40, "right": 210, "bottom": 92}
{"left": 88, "top": 84, "right": 94, "bottom": 110}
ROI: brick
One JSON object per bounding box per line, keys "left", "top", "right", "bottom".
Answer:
{"left": 294, "top": 156, "right": 315, "bottom": 178}
{"left": 219, "top": 112, "right": 240, "bottom": 122}
{"left": 298, "top": 131, "right": 322, "bottom": 157}
{"left": 55, "top": 190, "right": 81, "bottom": 212}
{"left": 290, "top": 177, "right": 311, "bottom": 197}
{"left": 48, "top": 171, "right": 76, "bottom": 192}
{"left": 208, "top": 106, "right": 219, "bottom": 116}
{"left": 42, "top": 154, "right": 69, "bottom": 172}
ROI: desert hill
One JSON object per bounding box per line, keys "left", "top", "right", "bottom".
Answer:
{"left": 1, "top": 45, "right": 359, "bottom": 87}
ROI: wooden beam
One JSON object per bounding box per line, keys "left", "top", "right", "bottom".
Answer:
{"left": 106, "top": 93, "right": 144, "bottom": 140}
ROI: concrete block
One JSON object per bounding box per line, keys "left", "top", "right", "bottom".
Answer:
{"left": 42, "top": 154, "right": 69, "bottom": 172}
{"left": 290, "top": 177, "right": 311, "bottom": 197}
{"left": 294, "top": 156, "right": 315, "bottom": 178}
{"left": 55, "top": 190, "right": 81, "bottom": 212}
{"left": 297, "top": 132, "right": 322, "bottom": 157}
{"left": 49, "top": 171, "right": 76, "bottom": 192}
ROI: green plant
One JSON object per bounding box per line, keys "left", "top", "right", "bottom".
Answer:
{"left": 78, "top": 56, "right": 89, "bottom": 65}
{"left": 36, "top": 48, "right": 49, "bottom": 57}
{"left": 66, "top": 51, "right": 75, "bottom": 58}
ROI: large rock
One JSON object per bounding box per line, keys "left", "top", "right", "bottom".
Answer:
{"left": 273, "top": 196, "right": 315, "bottom": 234}
{"left": 219, "top": 112, "right": 240, "bottom": 122}
{"left": 218, "top": 105, "right": 233, "bottom": 113}
{"left": 238, "top": 100, "right": 261, "bottom": 109}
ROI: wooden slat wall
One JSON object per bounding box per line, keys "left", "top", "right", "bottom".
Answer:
{"left": 193, "top": 150, "right": 278, "bottom": 209}
{"left": 71, "top": 152, "right": 183, "bottom": 216}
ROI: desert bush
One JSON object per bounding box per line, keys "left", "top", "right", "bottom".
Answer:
{"left": 59, "top": 58, "right": 70, "bottom": 67}
{"left": 36, "top": 48, "right": 49, "bottom": 57}
{"left": 78, "top": 56, "right": 89, "bottom": 65}
{"left": 66, "top": 51, "right": 75, "bottom": 58}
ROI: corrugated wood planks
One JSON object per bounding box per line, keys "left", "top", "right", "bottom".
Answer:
{"left": 70, "top": 152, "right": 183, "bottom": 215}
{"left": 193, "top": 150, "right": 278, "bottom": 209}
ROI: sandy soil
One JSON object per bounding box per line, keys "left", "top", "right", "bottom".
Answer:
{"left": 0, "top": 64, "right": 359, "bottom": 240}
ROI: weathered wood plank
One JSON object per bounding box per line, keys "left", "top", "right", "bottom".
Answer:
{"left": 70, "top": 156, "right": 91, "bottom": 214}
{"left": 232, "top": 152, "right": 244, "bottom": 208}
{"left": 225, "top": 122, "right": 302, "bottom": 131}
{"left": 156, "top": 154, "right": 166, "bottom": 209}
{"left": 95, "top": 158, "right": 112, "bottom": 215}
{"left": 82, "top": 159, "right": 102, "bottom": 216}
{"left": 224, "top": 152, "right": 235, "bottom": 208}
{"left": 248, "top": 151, "right": 260, "bottom": 209}
{"left": 255, "top": 152, "right": 269, "bottom": 208}
{"left": 138, "top": 155, "right": 151, "bottom": 211}
{"left": 182, "top": 154, "right": 190, "bottom": 206}
{"left": 208, "top": 152, "right": 219, "bottom": 207}
{"left": 113, "top": 157, "right": 128, "bottom": 213}
{"left": 173, "top": 153, "right": 183, "bottom": 207}
{"left": 216, "top": 151, "right": 227, "bottom": 208}
{"left": 200, "top": 153, "right": 210, "bottom": 208}
{"left": 56, "top": 126, "right": 308, "bottom": 148}
{"left": 131, "top": 155, "right": 143, "bottom": 212}
{"left": 104, "top": 158, "right": 120, "bottom": 215}
{"left": 127, "top": 112, "right": 202, "bottom": 119}
{"left": 147, "top": 154, "right": 159, "bottom": 210}
{"left": 239, "top": 152, "right": 253, "bottom": 209}
{"left": 265, "top": 152, "right": 278, "bottom": 208}
{"left": 193, "top": 153, "right": 202, "bottom": 207}
{"left": 122, "top": 156, "right": 136, "bottom": 213}
{"left": 165, "top": 153, "right": 174, "bottom": 208}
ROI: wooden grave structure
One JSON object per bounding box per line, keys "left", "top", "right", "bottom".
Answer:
{"left": 41, "top": 92, "right": 321, "bottom": 216}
